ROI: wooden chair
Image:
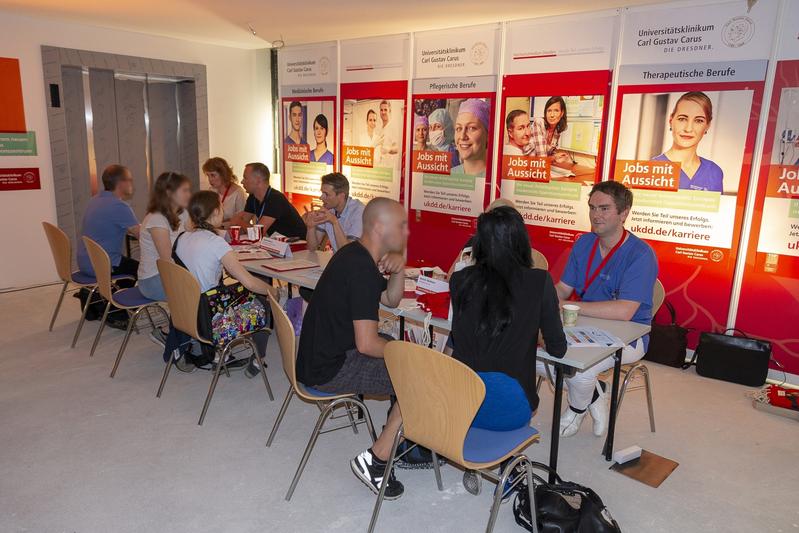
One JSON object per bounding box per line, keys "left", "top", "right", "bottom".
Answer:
{"left": 531, "top": 248, "right": 549, "bottom": 270}
{"left": 82, "top": 237, "right": 167, "bottom": 365}
{"left": 369, "top": 341, "right": 540, "bottom": 533}
{"left": 264, "top": 291, "right": 378, "bottom": 501}
{"left": 41, "top": 222, "right": 132, "bottom": 344}
{"left": 155, "top": 259, "right": 274, "bottom": 425}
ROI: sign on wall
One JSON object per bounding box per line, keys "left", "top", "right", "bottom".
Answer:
{"left": 340, "top": 35, "right": 409, "bottom": 203}
{"left": 0, "top": 167, "right": 40, "bottom": 191}
{"left": 278, "top": 43, "right": 338, "bottom": 212}
{"left": 736, "top": 0, "right": 799, "bottom": 374}
{"left": 0, "top": 131, "right": 37, "bottom": 156}
{"left": 611, "top": 0, "right": 778, "bottom": 340}
{"left": 498, "top": 13, "right": 617, "bottom": 277}
{"left": 408, "top": 24, "right": 500, "bottom": 267}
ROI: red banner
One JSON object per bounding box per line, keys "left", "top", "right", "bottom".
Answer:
{"left": 0, "top": 167, "right": 40, "bottom": 191}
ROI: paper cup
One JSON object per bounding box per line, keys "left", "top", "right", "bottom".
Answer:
{"left": 562, "top": 304, "right": 580, "bottom": 327}
{"left": 229, "top": 226, "right": 241, "bottom": 242}
{"left": 254, "top": 224, "right": 264, "bottom": 241}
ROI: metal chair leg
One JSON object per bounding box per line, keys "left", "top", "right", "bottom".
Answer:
{"left": 487, "top": 454, "right": 530, "bottom": 533}
{"left": 266, "top": 388, "right": 294, "bottom": 447}
{"left": 198, "top": 345, "right": 231, "bottom": 425}
{"left": 157, "top": 349, "right": 178, "bottom": 398}
{"left": 524, "top": 458, "right": 540, "bottom": 533}
{"left": 349, "top": 398, "right": 378, "bottom": 443}
{"left": 245, "top": 337, "right": 273, "bottom": 401}
{"left": 143, "top": 306, "right": 157, "bottom": 332}
{"left": 345, "top": 402, "right": 359, "bottom": 435}
{"left": 641, "top": 365, "right": 656, "bottom": 433}
{"left": 89, "top": 301, "right": 111, "bottom": 357}
{"left": 535, "top": 375, "right": 543, "bottom": 393}
{"left": 285, "top": 401, "right": 338, "bottom": 501}
{"left": 431, "top": 451, "right": 444, "bottom": 491}
{"left": 367, "top": 426, "right": 404, "bottom": 533}
{"left": 110, "top": 306, "right": 145, "bottom": 378}
{"left": 72, "top": 286, "right": 97, "bottom": 348}
{"left": 49, "top": 281, "right": 69, "bottom": 331}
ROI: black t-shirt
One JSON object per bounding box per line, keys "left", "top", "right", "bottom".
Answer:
{"left": 296, "top": 241, "right": 388, "bottom": 385}
{"left": 449, "top": 267, "right": 567, "bottom": 412}
{"left": 244, "top": 188, "right": 306, "bottom": 239}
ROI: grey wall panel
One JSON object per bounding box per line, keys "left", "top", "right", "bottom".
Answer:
{"left": 89, "top": 68, "right": 121, "bottom": 175}
{"left": 62, "top": 66, "right": 91, "bottom": 244}
{"left": 148, "top": 82, "right": 180, "bottom": 179}
{"left": 114, "top": 78, "right": 148, "bottom": 219}
{"left": 178, "top": 81, "right": 200, "bottom": 188}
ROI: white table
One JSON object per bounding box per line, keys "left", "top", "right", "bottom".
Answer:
{"left": 244, "top": 250, "right": 651, "bottom": 479}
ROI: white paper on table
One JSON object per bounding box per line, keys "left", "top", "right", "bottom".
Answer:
{"left": 300, "top": 267, "right": 325, "bottom": 282}
{"left": 563, "top": 327, "right": 623, "bottom": 348}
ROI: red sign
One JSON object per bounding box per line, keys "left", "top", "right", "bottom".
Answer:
{"left": 0, "top": 167, "right": 40, "bottom": 191}
{"left": 613, "top": 159, "right": 680, "bottom": 192}
{"left": 285, "top": 143, "right": 310, "bottom": 163}
{"left": 502, "top": 155, "right": 550, "bottom": 182}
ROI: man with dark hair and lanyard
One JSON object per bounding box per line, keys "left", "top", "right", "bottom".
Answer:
{"left": 539, "top": 181, "right": 658, "bottom": 439}
{"left": 230, "top": 162, "right": 306, "bottom": 240}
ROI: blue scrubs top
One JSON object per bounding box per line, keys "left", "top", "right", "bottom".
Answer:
{"left": 310, "top": 149, "right": 334, "bottom": 165}
{"left": 652, "top": 153, "right": 723, "bottom": 193}
{"left": 284, "top": 135, "right": 307, "bottom": 145}
{"left": 77, "top": 191, "right": 139, "bottom": 275}
{"left": 561, "top": 231, "right": 658, "bottom": 347}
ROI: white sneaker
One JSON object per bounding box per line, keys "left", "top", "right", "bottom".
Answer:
{"left": 588, "top": 382, "right": 609, "bottom": 437}
{"left": 559, "top": 408, "right": 586, "bottom": 437}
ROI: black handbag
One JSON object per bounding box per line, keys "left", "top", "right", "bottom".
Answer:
{"left": 643, "top": 301, "right": 689, "bottom": 367}
{"left": 513, "top": 462, "right": 621, "bottom": 533}
{"left": 683, "top": 328, "right": 772, "bottom": 387}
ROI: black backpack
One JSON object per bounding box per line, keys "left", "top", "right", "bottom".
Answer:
{"left": 513, "top": 462, "right": 621, "bottom": 533}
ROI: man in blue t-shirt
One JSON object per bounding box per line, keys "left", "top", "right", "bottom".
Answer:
{"left": 540, "top": 181, "right": 658, "bottom": 439}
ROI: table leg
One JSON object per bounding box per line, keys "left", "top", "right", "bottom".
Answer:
{"left": 548, "top": 364, "right": 564, "bottom": 483}
{"left": 603, "top": 348, "right": 623, "bottom": 461}
{"left": 428, "top": 324, "right": 434, "bottom": 349}
{"left": 287, "top": 283, "right": 293, "bottom": 298}
{"left": 399, "top": 316, "right": 405, "bottom": 342}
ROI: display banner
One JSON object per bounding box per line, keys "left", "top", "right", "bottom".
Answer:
{"left": 611, "top": 0, "right": 778, "bottom": 342}
{"left": 408, "top": 24, "right": 500, "bottom": 268}
{"left": 736, "top": 0, "right": 799, "bottom": 374}
{"left": 340, "top": 35, "right": 409, "bottom": 203}
{"left": 279, "top": 43, "right": 337, "bottom": 212}
{"left": 498, "top": 13, "right": 617, "bottom": 279}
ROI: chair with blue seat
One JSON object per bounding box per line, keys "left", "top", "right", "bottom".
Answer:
{"left": 41, "top": 222, "right": 133, "bottom": 345}
{"left": 264, "top": 291, "right": 378, "bottom": 501}
{"left": 369, "top": 340, "right": 540, "bottom": 533}
{"left": 155, "top": 259, "right": 274, "bottom": 425}
{"left": 82, "top": 237, "right": 166, "bottom": 371}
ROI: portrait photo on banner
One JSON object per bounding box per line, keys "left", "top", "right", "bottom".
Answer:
{"left": 502, "top": 94, "right": 604, "bottom": 183}
{"left": 615, "top": 89, "right": 752, "bottom": 196}
{"left": 282, "top": 99, "right": 336, "bottom": 166}
{"left": 342, "top": 98, "right": 404, "bottom": 171}
{"left": 412, "top": 97, "right": 492, "bottom": 178}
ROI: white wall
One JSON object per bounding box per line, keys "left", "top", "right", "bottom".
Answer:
{"left": 0, "top": 11, "right": 273, "bottom": 288}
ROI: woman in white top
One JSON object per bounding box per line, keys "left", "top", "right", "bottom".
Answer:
{"left": 175, "top": 191, "right": 274, "bottom": 372}
{"left": 203, "top": 157, "right": 247, "bottom": 225}
{"left": 137, "top": 172, "right": 192, "bottom": 301}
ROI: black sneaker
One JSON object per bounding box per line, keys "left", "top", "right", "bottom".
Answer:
{"left": 350, "top": 449, "right": 404, "bottom": 500}
{"left": 175, "top": 353, "right": 197, "bottom": 373}
{"left": 213, "top": 354, "right": 248, "bottom": 371}
{"left": 245, "top": 356, "right": 267, "bottom": 378}
{"left": 106, "top": 317, "right": 130, "bottom": 331}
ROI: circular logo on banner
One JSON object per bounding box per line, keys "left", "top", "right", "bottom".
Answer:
{"left": 722, "top": 16, "right": 755, "bottom": 48}
{"left": 319, "top": 56, "right": 330, "bottom": 76}
{"left": 22, "top": 171, "right": 36, "bottom": 184}
{"left": 710, "top": 249, "right": 724, "bottom": 263}
{"left": 470, "top": 42, "right": 489, "bottom": 66}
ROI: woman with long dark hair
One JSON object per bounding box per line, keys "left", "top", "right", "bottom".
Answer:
{"left": 450, "top": 206, "right": 567, "bottom": 430}
{"left": 137, "top": 172, "right": 192, "bottom": 303}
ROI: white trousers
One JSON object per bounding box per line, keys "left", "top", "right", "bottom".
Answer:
{"left": 536, "top": 340, "right": 645, "bottom": 411}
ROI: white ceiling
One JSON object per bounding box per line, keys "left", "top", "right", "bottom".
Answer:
{"left": 0, "top": 0, "right": 662, "bottom": 49}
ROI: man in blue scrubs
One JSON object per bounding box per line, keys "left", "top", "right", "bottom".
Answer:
{"left": 544, "top": 181, "right": 658, "bottom": 438}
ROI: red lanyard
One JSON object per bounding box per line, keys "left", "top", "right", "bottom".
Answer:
{"left": 220, "top": 184, "right": 232, "bottom": 204}
{"left": 578, "top": 230, "right": 627, "bottom": 300}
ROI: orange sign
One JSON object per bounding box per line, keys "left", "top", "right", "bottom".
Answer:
{"left": 765, "top": 165, "right": 799, "bottom": 198}
{"left": 613, "top": 159, "right": 680, "bottom": 192}
{"left": 285, "top": 143, "right": 310, "bottom": 163}
{"left": 412, "top": 149, "right": 451, "bottom": 175}
{"left": 502, "top": 155, "right": 550, "bottom": 182}
{"left": 342, "top": 145, "right": 374, "bottom": 168}
{"left": 0, "top": 58, "right": 26, "bottom": 133}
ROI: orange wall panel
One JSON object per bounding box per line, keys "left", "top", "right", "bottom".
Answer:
{"left": 0, "top": 57, "right": 26, "bottom": 133}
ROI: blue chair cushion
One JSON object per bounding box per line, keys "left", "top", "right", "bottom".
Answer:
{"left": 71, "top": 271, "right": 135, "bottom": 285}
{"left": 113, "top": 287, "right": 159, "bottom": 308}
{"left": 462, "top": 425, "right": 539, "bottom": 465}
{"left": 298, "top": 383, "right": 339, "bottom": 398}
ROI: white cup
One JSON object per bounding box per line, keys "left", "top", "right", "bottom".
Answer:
{"left": 562, "top": 304, "right": 580, "bottom": 327}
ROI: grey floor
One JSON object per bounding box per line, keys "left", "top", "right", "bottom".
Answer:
{"left": 1, "top": 284, "right": 797, "bottom": 533}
